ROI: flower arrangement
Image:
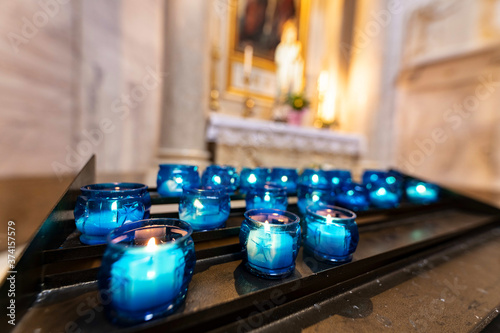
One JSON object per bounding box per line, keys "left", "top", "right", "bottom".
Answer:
{"left": 286, "top": 93, "right": 309, "bottom": 111}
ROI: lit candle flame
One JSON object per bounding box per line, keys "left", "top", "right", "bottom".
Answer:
{"left": 146, "top": 237, "right": 157, "bottom": 249}
{"left": 326, "top": 214, "right": 333, "bottom": 224}
{"left": 264, "top": 220, "right": 271, "bottom": 232}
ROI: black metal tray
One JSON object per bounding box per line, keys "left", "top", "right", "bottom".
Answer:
{"left": 2, "top": 156, "right": 500, "bottom": 332}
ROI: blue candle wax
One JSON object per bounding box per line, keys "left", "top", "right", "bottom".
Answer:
{"left": 98, "top": 219, "right": 196, "bottom": 325}
{"left": 240, "top": 209, "right": 301, "bottom": 278}
{"left": 247, "top": 222, "right": 294, "bottom": 271}
{"left": 406, "top": 181, "right": 439, "bottom": 204}
{"left": 110, "top": 237, "right": 185, "bottom": 313}
{"left": 179, "top": 186, "right": 230, "bottom": 231}
{"left": 304, "top": 205, "right": 358, "bottom": 262}
{"left": 368, "top": 180, "right": 400, "bottom": 209}
{"left": 246, "top": 184, "right": 288, "bottom": 211}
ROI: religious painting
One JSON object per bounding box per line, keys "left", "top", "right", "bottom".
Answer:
{"left": 227, "top": 0, "right": 310, "bottom": 101}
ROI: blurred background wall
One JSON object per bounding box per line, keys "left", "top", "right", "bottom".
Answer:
{"left": 2, "top": 0, "right": 500, "bottom": 200}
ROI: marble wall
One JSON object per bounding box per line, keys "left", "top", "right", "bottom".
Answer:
{"left": 0, "top": 1, "right": 75, "bottom": 177}
{"left": 394, "top": 0, "right": 500, "bottom": 191}
{"left": 0, "top": 0, "right": 163, "bottom": 179}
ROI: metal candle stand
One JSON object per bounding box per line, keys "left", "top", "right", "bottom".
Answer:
{"left": 2, "top": 155, "right": 500, "bottom": 332}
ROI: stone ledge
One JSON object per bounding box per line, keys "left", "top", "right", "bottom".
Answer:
{"left": 206, "top": 113, "right": 365, "bottom": 157}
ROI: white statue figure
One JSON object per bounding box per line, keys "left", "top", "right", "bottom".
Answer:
{"left": 274, "top": 20, "right": 304, "bottom": 99}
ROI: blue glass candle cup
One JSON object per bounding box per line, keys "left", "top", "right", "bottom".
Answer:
{"left": 406, "top": 180, "right": 440, "bottom": 204}
{"left": 304, "top": 204, "right": 359, "bottom": 263}
{"left": 179, "top": 186, "right": 230, "bottom": 231}
{"left": 297, "top": 184, "right": 335, "bottom": 215}
{"left": 298, "top": 168, "right": 328, "bottom": 186}
{"left": 325, "top": 169, "right": 352, "bottom": 189}
{"left": 157, "top": 164, "right": 200, "bottom": 197}
{"left": 74, "top": 183, "right": 151, "bottom": 245}
{"left": 201, "top": 165, "right": 239, "bottom": 194}
{"left": 239, "top": 167, "right": 270, "bottom": 193}
{"left": 335, "top": 183, "right": 370, "bottom": 211}
{"left": 239, "top": 209, "right": 301, "bottom": 279}
{"left": 270, "top": 168, "right": 299, "bottom": 193}
{"left": 367, "top": 179, "right": 400, "bottom": 209}
{"left": 363, "top": 170, "right": 404, "bottom": 198}
{"left": 98, "top": 218, "right": 195, "bottom": 325}
{"left": 362, "top": 170, "right": 387, "bottom": 189}
{"left": 245, "top": 183, "right": 288, "bottom": 211}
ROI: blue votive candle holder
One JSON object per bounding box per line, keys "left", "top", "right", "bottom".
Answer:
{"left": 367, "top": 179, "right": 400, "bottom": 209}
{"left": 98, "top": 218, "right": 195, "bottom": 325}
{"left": 179, "top": 186, "right": 230, "bottom": 231}
{"left": 335, "top": 183, "right": 370, "bottom": 211}
{"left": 406, "top": 180, "right": 440, "bottom": 204}
{"left": 298, "top": 168, "right": 328, "bottom": 186}
{"left": 157, "top": 164, "right": 200, "bottom": 197}
{"left": 246, "top": 183, "right": 288, "bottom": 211}
{"left": 325, "top": 169, "right": 352, "bottom": 189}
{"left": 239, "top": 209, "right": 301, "bottom": 279}
{"left": 201, "top": 165, "right": 239, "bottom": 194}
{"left": 239, "top": 167, "right": 270, "bottom": 193}
{"left": 297, "top": 184, "right": 335, "bottom": 215}
{"left": 74, "top": 183, "right": 151, "bottom": 245}
{"left": 270, "top": 167, "right": 299, "bottom": 193}
{"left": 362, "top": 170, "right": 388, "bottom": 189}
{"left": 304, "top": 204, "right": 359, "bottom": 263}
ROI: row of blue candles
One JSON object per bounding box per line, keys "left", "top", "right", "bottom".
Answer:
{"left": 74, "top": 167, "right": 440, "bottom": 243}
{"left": 156, "top": 165, "right": 439, "bottom": 207}
{"left": 73, "top": 165, "right": 440, "bottom": 326}
{"left": 96, "top": 204, "right": 357, "bottom": 325}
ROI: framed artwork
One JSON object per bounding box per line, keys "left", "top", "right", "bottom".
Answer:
{"left": 227, "top": 0, "right": 310, "bottom": 101}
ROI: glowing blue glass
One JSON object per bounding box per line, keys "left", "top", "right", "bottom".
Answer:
{"left": 74, "top": 183, "right": 151, "bottom": 245}
{"left": 298, "top": 168, "right": 328, "bottom": 186}
{"left": 297, "top": 184, "right": 335, "bottom": 215}
{"left": 239, "top": 209, "right": 301, "bottom": 279}
{"left": 336, "top": 183, "right": 370, "bottom": 211}
{"left": 246, "top": 184, "right": 288, "bottom": 211}
{"left": 325, "top": 170, "right": 352, "bottom": 189}
{"left": 362, "top": 170, "right": 387, "bottom": 190}
{"left": 201, "top": 165, "right": 239, "bottom": 194}
{"left": 270, "top": 168, "right": 299, "bottom": 193}
{"left": 239, "top": 167, "right": 270, "bottom": 193}
{"left": 406, "top": 180, "right": 440, "bottom": 204}
{"left": 304, "top": 204, "right": 359, "bottom": 263}
{"left": 98, "top": 218, "right": 195, "bottom": 325}
{"left": 368, "top": 179, "right": 400, "bottom": 209}
{"left": 157, "top": 164, "right": 200, "bottom": 197}
{"left": 179, "top": 186, "right": 230, "bottom": 231}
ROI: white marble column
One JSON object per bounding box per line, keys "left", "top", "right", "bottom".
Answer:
{"left": 156, "top": 0, "right": 211, "bottom": 168}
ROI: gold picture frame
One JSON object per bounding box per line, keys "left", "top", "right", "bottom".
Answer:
{"left": 226, "top": 0, "right": 310, "bottom": 101}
